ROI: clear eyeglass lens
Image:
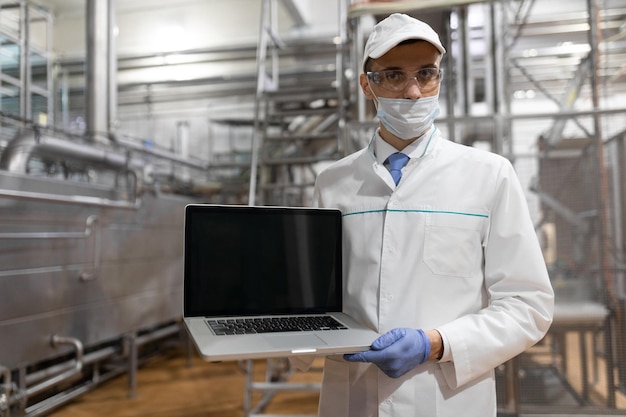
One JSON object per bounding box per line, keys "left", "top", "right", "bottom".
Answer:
{"left": 368, "top": 68, "right": 442, "bottom": 92}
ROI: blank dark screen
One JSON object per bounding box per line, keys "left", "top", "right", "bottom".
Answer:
{"left": 184, "top": 205, "right": 342, "bottom": 317}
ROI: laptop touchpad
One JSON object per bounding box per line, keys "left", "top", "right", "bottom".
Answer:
{"left": 264, "top": 333, "right": 327, "bottom": 349}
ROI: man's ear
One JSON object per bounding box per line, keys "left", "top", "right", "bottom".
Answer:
{"left": 359, "top": 73, "right": 374, "bottom": 100}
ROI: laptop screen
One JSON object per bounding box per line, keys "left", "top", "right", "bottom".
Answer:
{"left": 184, "top": 205, "right": 343, "bottom": 317}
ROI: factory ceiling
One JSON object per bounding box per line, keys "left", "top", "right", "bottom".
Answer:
{"left": 21, "top": 0, "right": 626, "bottom": 110}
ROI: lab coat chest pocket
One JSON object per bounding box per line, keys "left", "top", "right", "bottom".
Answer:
{"left": 423, "top": 212, "right": 486, "bottom": 278}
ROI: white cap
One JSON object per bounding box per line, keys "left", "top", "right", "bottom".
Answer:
{"left": 362, "top": 13, "right": 446, "bottom": 70}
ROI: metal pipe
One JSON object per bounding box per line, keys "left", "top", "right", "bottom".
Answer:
{"left": 126, "top": 323, "right": 180, "bottom": 398}
{"left": 336, "top": 0, "right": 347, "bottom": 156}
{"left": 134, "top": 323, "right": 181, "bottom": 346}
{"left": 437, "top": 106, "right": 626, "bottom": 123}
{"left": 0, "top": 214, "right": 96, "bottom": 240}
{"left": 249, "top": 0, "right": 272, "bottom": 205}
{"left": 0, "top": 131, "right": 144, "bottom": 208}
{"left": 529, "top": 182, "right": 589, "bottom": 231}
{"left": 484, "top": 3, "right": 496, "bottom": 117}
{"left": 0, "top": 132, "right": 145, "bottom": 173}
{"left": 443, "top": 9, "right": 455, "bottom": 144}
{"left": 281, "top": 0, "right": 306, "bottom": 28}
{"left": 493, "top": 1, "right": 508, "bottom": 156}
{"left": 244, "top": 360, "right": 253, "bottom": 413}
{"left": 10, "top": 324, "right": 181, "bottom": 414}
{"left": 86, "top": 0, "right": 112, "bottom": 142}
{"left": 347, "top": 0, "right": 480, "bottom": 19}
{"left": 108, "top": 0, "right": 117, "bottom": 136}
{"left": 19, "top": 2, "right": 28, "bottom": 122}
{"left": 0, "top": 127, "right": 207, "bottom": 176}
{"left": 23, "top": 346, "right": 115, "bottom": 388}
{"left": 458, "top": 6, "right": 470, "bottom": 116}
{"left": 78, "top": 215, "right": 100, "bottom": 281}
{"left": 354, "top": 14, "right": 366, "bottom": 124}
{"left": 115, "top": 136, "right": 208, "bottom": 169}
{"left": 125, "top": 333, "right": 138, "bottom": 399}
{"left": 23, "top": 350, "right": 123, "bottom": 417}
{"left": 0, "top": 187, "right": 141, "bottom": 210}
{"left": 25, "top": 380, "right": 94, "bottom": 417}
{"left": 25, "top": 336, "right": 84, "bottom": 398}
{"left": 46, "top": 5, "right": 54, "bottom": 124}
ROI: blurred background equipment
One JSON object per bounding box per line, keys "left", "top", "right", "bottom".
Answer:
{"left": 0, "top": 0, "right": 625, "bottom": 416}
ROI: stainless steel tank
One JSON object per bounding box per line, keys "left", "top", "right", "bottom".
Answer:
{"left": 0, "top": 129, "right": 206, "bottom": 416}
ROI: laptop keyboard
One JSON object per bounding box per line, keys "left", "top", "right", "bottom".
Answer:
{"left": 206, "top": 315, "right": 348, "bottom": 335}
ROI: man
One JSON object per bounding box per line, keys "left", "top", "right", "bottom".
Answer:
{"left": 312, "top": 13, "right": 554, "bottom": 417}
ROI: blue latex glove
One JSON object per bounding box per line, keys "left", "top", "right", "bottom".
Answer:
{"left": 344, "top": 328, "right": 430, "bottom": 378}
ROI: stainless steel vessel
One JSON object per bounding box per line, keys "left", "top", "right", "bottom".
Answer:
{"left": 0, "top": 129, "right": 203, "bottom": 416}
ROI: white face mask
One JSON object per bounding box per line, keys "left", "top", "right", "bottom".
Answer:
{"left": 371, "top": 88, "right": 441, "bottom": 140}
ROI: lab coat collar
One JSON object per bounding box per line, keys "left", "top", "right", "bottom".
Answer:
{"left": 368, "top": 125, "right": 438, "bottom": 165}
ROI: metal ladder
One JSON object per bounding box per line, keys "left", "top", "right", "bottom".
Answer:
{"left": 248, "top": 0, "right": 349, "bottom": 207}
{"left": 243, "top": 358, "right": 323, "bottom": 417}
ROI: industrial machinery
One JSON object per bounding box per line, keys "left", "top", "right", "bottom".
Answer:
{"left": 0, "top": 125, "right": 198, "bottom": 417}
{"left": 0, "top": 2, "right": 212, "bottom": 416}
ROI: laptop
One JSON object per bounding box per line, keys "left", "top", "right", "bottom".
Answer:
{"left": 183, "top": 204, "right": 378, "bottom": 361}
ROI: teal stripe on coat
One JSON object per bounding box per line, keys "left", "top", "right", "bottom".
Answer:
{"left": 343, "top": 209, "right": 489, "bottom": 218}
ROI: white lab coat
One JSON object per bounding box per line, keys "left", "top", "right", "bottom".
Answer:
{"left": 312, "top": 128, "right": 554, "bottom": 417}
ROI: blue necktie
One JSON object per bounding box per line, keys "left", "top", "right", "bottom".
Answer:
{"left": 386, "top": 152, "right": 410, "bottom": 185}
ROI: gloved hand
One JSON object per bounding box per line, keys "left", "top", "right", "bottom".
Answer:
{"left": 344, "top": 328, "right": 430, "bottom": 378}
